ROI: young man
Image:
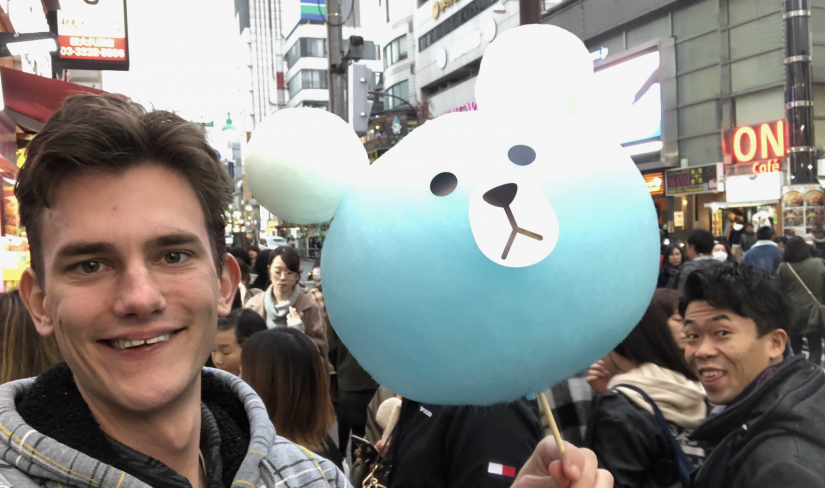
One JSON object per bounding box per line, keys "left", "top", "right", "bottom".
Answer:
{"left": 681, "top": 266, "right": 825, "bottom": 488}
{"left": 740, "top": 226, "right": 782, "bottom": 273}
{"left": 0, "top": 95, "right": 347, "bottom": 488}
{"left": 738, "top": 223, "right": 757, "bottom": 252}
{"left": 676, "top": 229, "right": 721, "bottom": 292}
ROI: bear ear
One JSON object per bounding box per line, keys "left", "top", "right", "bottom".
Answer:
{"left": 244, "top": 108, "right": 370, "bottom": 224}
{"left": 475, "top": 25, "right": 592, "bottom": 118}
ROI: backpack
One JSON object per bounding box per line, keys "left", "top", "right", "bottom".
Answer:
{"left": 612, "top": 384, "right": 696, "bottom": 488}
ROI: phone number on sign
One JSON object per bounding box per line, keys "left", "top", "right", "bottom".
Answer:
{"left": 60, "top": 46, "right": 125, "bottom": 59}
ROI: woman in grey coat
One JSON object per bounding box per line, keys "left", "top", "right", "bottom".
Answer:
{"left": 776, "top": 236, "right": 825, "bottom": 365}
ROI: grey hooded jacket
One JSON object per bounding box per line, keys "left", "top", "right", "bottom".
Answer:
{"left": 0, "top": 367, "right": 351, "bottom": 488}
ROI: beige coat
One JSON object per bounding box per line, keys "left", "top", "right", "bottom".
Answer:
{"left": 245, "top": 287, "right": 329, "bottom": 365}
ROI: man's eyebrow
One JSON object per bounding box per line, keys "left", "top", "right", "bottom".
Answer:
{"left": 144, "top": 232, "right": 203, "bottom": 250}
{"left": 710, "top": 314, "right": 731, "bottom": 322}
{"left": 56, "top": 242, "right": 117, "bottom": 260}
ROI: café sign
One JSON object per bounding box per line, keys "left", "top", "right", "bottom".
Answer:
{"left": 723, "top": 120, "right": 785, "bottom": 164}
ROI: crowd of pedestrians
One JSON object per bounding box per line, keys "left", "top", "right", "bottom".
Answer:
{"left": 0, "top": 95, "right": 824, "bottom": 488}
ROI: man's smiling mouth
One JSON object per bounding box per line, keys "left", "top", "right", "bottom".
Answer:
{"left": 103, "top": 328, "right": 185, "bottom": 350}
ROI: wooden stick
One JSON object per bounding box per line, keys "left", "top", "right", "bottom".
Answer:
{"left": 537, "top": 391, "right": 566, "bottom": 456}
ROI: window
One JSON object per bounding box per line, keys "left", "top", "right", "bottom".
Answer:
{"left": 286, "top": 38, "right": 327, "bottom": 69}
{"left": 417, "top": 0, "right": 498, "bottom": 52}
{"left": 383, "top": 35, "right": 408, "bottom": 69}
{"left": 385, "top": 80, "right": 409, "bottom": 109}
{"left": 301, "top": 100, "right": 329, "bottom": 109}
{"left": 288, "top": 69, "right": 328, "bottom": 98}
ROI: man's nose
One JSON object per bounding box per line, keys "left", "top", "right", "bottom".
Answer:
{"left": 113, "top": 262, "right": 167, "bottom": 319}
{"left": 694, "top": 337, "right": 717, "bottom": 359}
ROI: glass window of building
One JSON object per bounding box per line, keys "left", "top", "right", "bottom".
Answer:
{"left": 385, "top": 80, "right": 409, "bottom": 109}
{"left": 384, "top": 35, "right": 408, "bottom": 69}
{"left": 286, "top": 38, "right": 327, "bottom": 69}
{"left": 288, "top": 69, "right": 329, "bottom": 98}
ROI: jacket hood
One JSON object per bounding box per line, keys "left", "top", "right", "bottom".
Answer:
{"left": 0, "top": 366, "right": 281, "bottom": 488}
{"left": 608, "top": 362, "right": 707, "bottom": 428}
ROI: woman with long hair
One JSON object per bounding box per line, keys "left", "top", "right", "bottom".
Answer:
{"left": 651, "top": 288, "right": 685, "bottom": 349}
{"left": 1, "top": 290, "right": 62, "bottom": 383}
{"left": 776, "top": 236, "right": 825, "bottom": 365}
{"left": 245, "top": 246, "right": 328, "bottom": 366}
{"left": 586, "top": 300, "right": 706, "bottom": 488}
{"left": 241, "top": 327, "right": 343, "bottom": 469}
{"left": 248, "top": 248, "right": 274, "bottom": 291}
{"left": 658, "top": 245, "right": 684, "bottom": 289}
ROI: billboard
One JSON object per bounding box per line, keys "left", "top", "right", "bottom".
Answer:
{"left": 54, "top": 0, "right": 129, "bottom": 71}
{"left": 301, "top": 0, "right": 326, "bottom": 21}
{"left": 593, "top": 51, "right": 661, "bottom": 148}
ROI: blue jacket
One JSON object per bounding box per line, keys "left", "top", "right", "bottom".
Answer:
{"left": 741, "top": 241, "right": 783, "bottom": 273}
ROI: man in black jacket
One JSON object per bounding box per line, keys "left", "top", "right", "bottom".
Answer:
{"left": 681, "top": 266, "right": 825, "bottom": 488}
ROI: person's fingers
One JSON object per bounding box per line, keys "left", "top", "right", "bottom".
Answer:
{"left": 510, "top": 474, "right": 557, "bottom": 488}
{"left": 560, "top": 442, "right": 585, "bottom": 482}
{"left": 594, "top": 469, "right": 614, "bottom": 488}
{"left": 547, "top": 460, "right": 568, "bottom": 488}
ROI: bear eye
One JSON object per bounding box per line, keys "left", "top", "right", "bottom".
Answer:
{"left": 508, "top": 145, "right": 536, "bottom": 166}
{"left": 430, "top": 172, "right": 458, "bottom": 197}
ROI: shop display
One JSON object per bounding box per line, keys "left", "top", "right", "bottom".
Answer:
{"left": 782, "top": 185, "right": 825, "bottom": 236}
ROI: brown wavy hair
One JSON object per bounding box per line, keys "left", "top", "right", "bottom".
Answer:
{"left": 1, "top": 290, "right": 61, "bottom": 383}
{"left": 241, "top": 328, "right": 334, "bottom": 451}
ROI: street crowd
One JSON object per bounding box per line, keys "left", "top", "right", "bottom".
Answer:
{"left": 0, "top": 94, "right": 822, "bottom": 488}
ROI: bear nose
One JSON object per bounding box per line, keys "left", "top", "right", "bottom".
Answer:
{"left": 483, "top": 183, "right": 518, "bottom": 208}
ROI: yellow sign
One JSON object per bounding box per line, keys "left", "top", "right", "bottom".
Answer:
{"left": 432, "top": 0, "right": 459, "bottom": 19}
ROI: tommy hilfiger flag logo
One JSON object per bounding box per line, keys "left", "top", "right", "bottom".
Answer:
{"left": 488, "top": 462, "right": 517, "bottom": 478}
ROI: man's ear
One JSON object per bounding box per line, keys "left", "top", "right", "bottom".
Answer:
{"left": 217, "top": 254, "right": 241, "bottom": 317}
{"left": 768, "top": 327, "right": 788, "bottom": 362}
{"left": 19, "top": 268, "right": 55, "bottom": 337}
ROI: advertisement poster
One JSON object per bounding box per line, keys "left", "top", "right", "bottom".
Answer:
{"left": 782, "top": 185, "right": 825, "bottom": 237}
{"left": 712, "top": 208, "right": 723, "bottom": 237}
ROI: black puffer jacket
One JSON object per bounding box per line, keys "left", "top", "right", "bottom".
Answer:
{"left": 691, "top": 355, "right": 825, "bottom": 488}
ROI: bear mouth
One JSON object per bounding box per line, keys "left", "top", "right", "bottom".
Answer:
{"left": 483, "top": 183, "right": 543, "bottom": 259}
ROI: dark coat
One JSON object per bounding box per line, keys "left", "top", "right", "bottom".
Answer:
{"left": 676, "top": 258, "right": 723, "bottom": 292}
{"left": 777, "top": 257, "right": 825, "bottom": 336}
{"left": 385, "top": 398, "right": 543, "bottom": 488}
{"left": 327, "top": 317, "right": 378, "bottom": 392}
{"left": 690, "top": 355, "right": 825, "bottom": 488}
{"left": 586, "top": 391, "right": 704, "bottom": 488}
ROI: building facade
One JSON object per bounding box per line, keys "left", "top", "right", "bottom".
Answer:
{"left": 544, "top": 0, "right": 825, "bottom": 242}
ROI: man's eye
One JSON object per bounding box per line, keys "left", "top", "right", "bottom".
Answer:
{"left": 73, "top": 261, "right": 107, "bottom": 274}
{"left": 715, "top": 330, "right": 730, "bottom": 337}
{"left": 162, "top": 252, "right": 189, "bottom": 264}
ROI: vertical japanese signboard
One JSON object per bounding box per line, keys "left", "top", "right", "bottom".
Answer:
{"left": 54, "top": 0, "right": 129, "bottom": 71}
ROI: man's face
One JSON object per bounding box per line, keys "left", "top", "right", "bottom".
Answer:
{"left": 20, "top": 164, "right": 239, "bottom": 413}
{"left": 685, "top": 244, "right": 697, "bottom": 260}
{"left": 683, "top": 301, "right": 786, "bottom": 405}
{"left": 745, "top": 225, "right": 754, "bottom": 234}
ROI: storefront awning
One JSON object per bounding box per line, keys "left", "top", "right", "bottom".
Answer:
{"left": 0, "top": 67, "right": 107, "bottom": 131}
{"left": 704, "top": 200, "right": 779, "bottom": 209}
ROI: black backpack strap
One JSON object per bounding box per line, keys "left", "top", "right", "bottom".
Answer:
{"left": 613, "top": 384, "right": 695, "bottom": 487}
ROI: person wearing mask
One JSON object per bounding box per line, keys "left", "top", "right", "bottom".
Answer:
{"left": 241, "top": 327, "right": 345, "bottom": 471}
{"left": 651, "top": 288, "right": 685, "bottom": 349}
{"left": 3, "top": 95, "right": 344, "bottom": 487}
{"left": 585, "top": 301, "right": 706, "bottom": 488}
{"left": 711, "top": 242, "right": 735, "bottom": 264}
{"left": 682, "top": 266, "right": 825, "bottom": 488}
{"left": 726, "top": 216, "right": 746, "bottom": 260}
{"left": 0, "top": 290, "right": 62, "bottom": 384}
{"left": 211, "top": 308, "right": 267, "bottom": 376}
{"left": 803, "top": 234, "right": 825, "bottom": 259}
{"left": 245, "top": 246, "right": 329, "bottom": 367}
{"left": 740, "top": 226, "right": 783, "bottom": 274}
{"left": 677, "top": 230, "right": 721, "bottom": 292}
{"left": 738, "top": 223, "right": 757, "bottom": 253}
{"left": 776, "top": 236, "right": 825, "bottom": 366}
{"left": 658, "top": 245, "right": 683, "bottom": 289}
{"left": 248, "top": 248, "right": 273, "bottom": 291}
{"left": 382, "top": 396, "right": 544, "bottom": 488}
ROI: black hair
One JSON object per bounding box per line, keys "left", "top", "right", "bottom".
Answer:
{"left": 783, "top": 236, "right": 811, "bottom": 263}
{"left": 687, "top": 229, "right": 714, "bottom": 255}
{"left": 679, "top": 266, "right": 790, "bottom": 337}
{"left": 217, "top": 308, "right": 267, "bottom": 345}
{"left": 614, "top": 301, "right": 697, "bottom": 380}
{"left": 269, "top": 245, "right": 302, "bottom": 274}
{"left": 744, "top": 222, "right": 754, "bottom": 229}
{"left": 248, "top": 244, "right": 261, "bottom": 253}
{"left": 229, "top": 246, "right": 251, "bottom": 267}
{"left": 661, "top": 245, "right": 683, "bottom": 269}
{"left": 775, "top": 236, "right": 789, "bottom": 246}
{"left": 756, "top": 226, "right": 774, "bottom": 241}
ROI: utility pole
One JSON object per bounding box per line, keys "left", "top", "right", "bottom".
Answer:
{"left": 519, "top": 0, "right": 541, "bottom": 25}
{"left": 327, "top": 0, "right": 348, "bottom": 120}
{"left": 784, "top": 0, "right": 816, "bottom": 184}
